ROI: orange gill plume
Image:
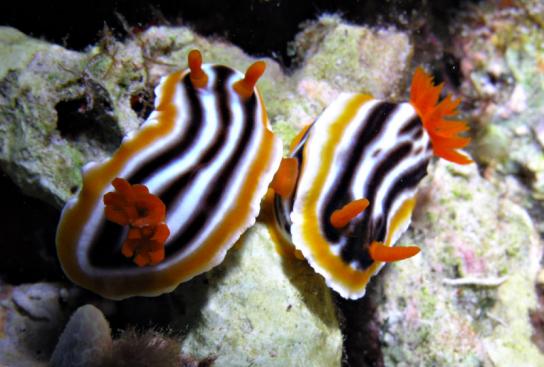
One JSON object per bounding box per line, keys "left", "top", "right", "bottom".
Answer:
{"left": 410, "top": 67, "right": 472, "bottom": 165}
{"left": 103, "top": 178, "right": 170, "bottom": 267}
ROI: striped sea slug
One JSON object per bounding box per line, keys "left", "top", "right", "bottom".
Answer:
{"left": 56, "top": 50, "right": 283, "bottom": 300}
{"left": 271, "top": 67, "right": 472, "bottom": 299}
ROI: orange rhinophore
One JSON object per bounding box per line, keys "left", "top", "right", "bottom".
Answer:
{"left": 233, "top": 61, "right": 266, "bottom": 99}
{"left": 410, "top": 67, "right": 472, "bottom": 165}
{"left": 188, "top": 49, "right": 208, "bottom": 88}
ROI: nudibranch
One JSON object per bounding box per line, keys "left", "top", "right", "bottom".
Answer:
{"left": 271, "top": 67, "right": 472, "bottom": 299}
{"left": 56, "top": 50, "right": 283, "bottom": 300}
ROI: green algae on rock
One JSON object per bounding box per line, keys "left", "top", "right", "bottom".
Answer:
{"left": 454, "top": 4, "right": 544, "bottom": 199}
{"left": 279, "top": 14, "right": 413, "bottom": 149}
{"left": 517, "top": 0, "right": 544, "bottom": 28}
{"left": 294, "top": 15, "right": 413, "bottom": 104}
{"left": 379, "top": 160, "right": 543, "bottom": 366}
{"left": 292, "top": 15, "right": 412, "bottom": 100}
{"left": 447, "top": 4, "right": 544, "bottom": 363}
{"left": 0, "top": 28, "right": 89, "bottom": 208}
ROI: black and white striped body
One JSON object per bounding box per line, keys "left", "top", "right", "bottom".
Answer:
{"left": 57, "top": 64, "right": 282, "bottom": 299}
{"left": 274, "top": 93, "right": 432, "bottom": 299}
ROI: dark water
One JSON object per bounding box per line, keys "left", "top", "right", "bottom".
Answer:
{"left": 1, "top": 0, "right": 468, "bottom": 65}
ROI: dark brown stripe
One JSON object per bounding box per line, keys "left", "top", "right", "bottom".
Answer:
{"left": 398, "top": 114, "right": 422, "bottom": 136}
{"left": 88, "top": 66, "right": 235, "bottom": 269}
{"left": 411, "top": 128, "right": 423, "bottom": 140}
{"left": 274, "top": 194, "right": 292, "bottom": 236}
{"left": 272, "top": 117, "right": 317, "bottom": 237}
{"left": 377, "top": 157, "right": 430, "bottom": 241}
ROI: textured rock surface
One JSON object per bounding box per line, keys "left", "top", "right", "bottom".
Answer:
{"left": 293, "top": 15, "right": 412, "bottom": 100}
{"left": 0, "top": 283, "right": 76, "bottom": 367}
{"left": 175, "top": 223, "right": 342, "bottom": 366}
{"left": 454, "top": 4, "right": 544, "bottom": 199}
{"left": 518, "top": 0, "right": 544, "bottom": 28}
{"left": 0, "top": 27, "right": 95, "bottom": 208}
{"left": 377, "top": 160, "right": 543, "bottom": 366}
{"left": 436, "top": 3, "right": 544, "bottom": 364}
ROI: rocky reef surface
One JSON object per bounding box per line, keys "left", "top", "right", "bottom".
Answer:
{"left": 0, "top": 2, "right": 543, "bottom": 366}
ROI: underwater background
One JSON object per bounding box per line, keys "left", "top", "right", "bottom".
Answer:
{"left": 2, "top": 0, "right": 544, "bottom": 366}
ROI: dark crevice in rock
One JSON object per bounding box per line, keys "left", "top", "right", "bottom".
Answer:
{"left": 130, "top": 89, "right": 155, "bottom": 121}
{"left": 442, "top": 53, "right": 462, "bottom": 89}
{"left": 0, "top": 169, "right": 64, "bottom": 284}
{"left": 337, "top": 281, "right": 384, "bottom": 367}
{"left": 2, "top": 0, "right": 477, "bottom": 68}
{"left": 55, "top": 81, "right": 123, "bottom": 153}
{"left": 531, "top": 281, "right": 544, "bottom": 353}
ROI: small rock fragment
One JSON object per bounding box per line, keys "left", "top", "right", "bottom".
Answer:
{"left": 50, "top": 304, "right": 112, "bottom": 367}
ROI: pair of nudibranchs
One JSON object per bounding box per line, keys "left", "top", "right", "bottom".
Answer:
{"left": 56, "top": 50, "right": 471, "bottom": 300}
